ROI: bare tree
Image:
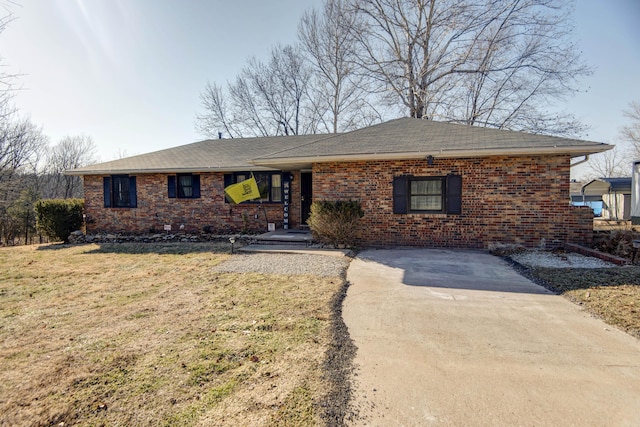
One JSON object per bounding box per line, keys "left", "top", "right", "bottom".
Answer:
{"left": 196, "top": 45, "right": 315, "bottom": 138}
{"left": 197, "top": 0, "right": 589, "bottom": 138}
{"left": 0, "top": 116, "right": 47, "bottom": 183}
{"left": 196, "top": 82, "right": 237, "bottom": 139}
{"left": 248, "top": 45, "right": 313, "bottom": 136}
{"left": 586, "top": 146, "right": 627, "bottom": 180}
{"left": 0, "top": 117, "right": 47, "bottom": 245}
{"left": 584, "top": 101, "right": 640, "bottom": 180}
{"left": 299, "top": 0, "right": 382, "bottom": 133}
{"left": 620, "top": 101, "right": 640, "bottom": 160}
{"left": 347, "top": 0, "right": 590, "bottom": 136}
{"left": 451, "top": 0, "right": 590, "bottom": 136}
{"left": 43, "top": 135, "right": 96, "bottom": 199}
{"left": 348, "top": 0, "right": 471, "bottom": 119}
{"left": 0, "top": 12, "right": 18, "bottom": 123}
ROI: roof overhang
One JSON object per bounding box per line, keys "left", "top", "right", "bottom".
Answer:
{"left": 251, "top": 144, "right": 612, "bottom": 170}
{"left": 65, "top": 165, "right": 281, "bottom": 176}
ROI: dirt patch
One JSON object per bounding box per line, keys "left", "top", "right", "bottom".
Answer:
{"left": 0, "top": 243, "right": 353, "bottom": 426}
{"left": 318, "top": 280, "right": 357, "bottom": 425}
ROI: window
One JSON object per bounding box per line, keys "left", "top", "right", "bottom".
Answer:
{"left": 103, "top": 175, "right": 137, "bottom": 208}
{"left": 393, "top": 174, "right": 462, "bottom": 214}
{"left": 168, "top": 174, "right": 201, "bottom": 199}
{"left": 224, "top": 172, "right": 283, "bottom": 203}
{"left": 270, "top": 174, "right": 282, "bottom": 202}
{"left": 410, "top": 178, "right": 443, "bottom": 212}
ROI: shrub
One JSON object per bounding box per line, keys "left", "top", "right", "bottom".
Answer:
{"left": 307, "top": 200, "right": 364, "bottom": 248}
{"left": 35, "top": 199, "right": 84, "bottom": 243}
{"left": 594, "top": 230, "right": 639, "bottom": 259}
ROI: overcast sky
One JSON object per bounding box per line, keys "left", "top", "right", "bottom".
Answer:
{"left": 2, "top": 0, "right": 639, "bottom": 178}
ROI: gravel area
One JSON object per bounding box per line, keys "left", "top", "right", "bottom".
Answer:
{"left": 510, "top": 250, "right": 616, "bottom": 268}
{"left": 213, "top": 252, "right": 351, "bottom": 277}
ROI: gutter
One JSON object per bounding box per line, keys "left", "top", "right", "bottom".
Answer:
{"left": 570, "top": 155, "right": 589, "bottom": 168}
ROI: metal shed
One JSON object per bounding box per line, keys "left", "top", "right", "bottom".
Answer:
{"left": 581, "top": 177, "right": 632, "bottom": 221}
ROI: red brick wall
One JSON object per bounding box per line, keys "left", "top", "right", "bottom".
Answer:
{"left": 83, "top": 155, "right": 593, "bottom": 248}
{"left": 566, "top": 205, "right": 595, "bottom": 246}
{"left": 312, "top": 155, "right": 592, "bottom": 249}
{"left": 84, "top": 172, "right": 302, "bottom": 234}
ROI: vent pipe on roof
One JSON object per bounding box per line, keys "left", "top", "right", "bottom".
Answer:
{"left": 218, "top": 132, "right": 222, "bottom": 139}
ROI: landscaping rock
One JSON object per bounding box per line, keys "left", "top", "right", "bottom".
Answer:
{"left": 66, "top": 232, "right": 256, "bottom": 245}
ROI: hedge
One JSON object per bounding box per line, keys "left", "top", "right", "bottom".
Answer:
{"left": 35, "top": 199, "right": 84, "bottom": 243}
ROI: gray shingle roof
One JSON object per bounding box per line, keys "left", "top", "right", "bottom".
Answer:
{"left": 253, "top": 118, "right": 610, "bottom": 169}
{"left": 66, "top": 134, "right": 327, "bottom": 175}
{"left": 67, "top": 118, "right": 610, "bottom": 175}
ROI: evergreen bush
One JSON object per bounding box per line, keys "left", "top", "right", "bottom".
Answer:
{"left": 35, "top": 199, "right": 84, "bottom": 243}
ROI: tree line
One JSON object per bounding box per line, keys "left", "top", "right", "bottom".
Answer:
{"left": 0, "top": 10, "right": 96, "bottom": 245}
{"left": 0, "top": 127, "right": 96, "bottom": 244}
{"left": 196, "top": 0, "right": 591, "bottom": 139}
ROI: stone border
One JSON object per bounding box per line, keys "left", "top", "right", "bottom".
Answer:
{"left": 67, "top": 230, "right": 254, "bottom": 245}
{"left": 564, "top": 243, "right": 630, "bottom": 266}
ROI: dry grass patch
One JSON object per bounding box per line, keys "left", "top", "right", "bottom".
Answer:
{"left": 0, "top": 243, "right": 346, "bottom": 426}
{"left": 528, "top": 267, "right": 640, "bottom": 339}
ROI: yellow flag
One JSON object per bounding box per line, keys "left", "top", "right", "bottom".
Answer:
{"left": 224, "top": 176, "right": 261, "bottom": 204}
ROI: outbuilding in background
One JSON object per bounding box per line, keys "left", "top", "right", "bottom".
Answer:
{"left": 581, "top": 177, "right": 632, "bottom": 221}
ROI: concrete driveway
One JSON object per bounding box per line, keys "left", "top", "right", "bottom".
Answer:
{"left": 343, "top": 249, "right": 640, "bottom": 426}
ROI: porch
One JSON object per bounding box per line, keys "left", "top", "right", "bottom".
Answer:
{"left": 250, "top": 229, "right": 313, "bottom": 245}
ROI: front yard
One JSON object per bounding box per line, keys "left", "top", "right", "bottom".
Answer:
{"left": 0, "top": 243, "right": 351, "bottom": 426}
{"left": 2, "top": 241, "right": 638, "bottom": 427}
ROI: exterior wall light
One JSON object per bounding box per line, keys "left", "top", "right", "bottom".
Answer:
{"left": 426, "top": 155, "right": 434, "bottom": 166}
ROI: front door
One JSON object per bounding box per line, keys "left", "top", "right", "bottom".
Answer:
{"left": 301, "top": 172, "right": 312, "bottom": 226}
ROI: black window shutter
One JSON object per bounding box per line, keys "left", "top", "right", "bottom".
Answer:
{"left": 103, "top": 177, "right": 112, "bottom": 208}
{"left": 192, "top": 175, "right": 201, "bottom": 198}
{"left": 393, "top": 176, "right": 408, "bottom": 214}
{"left": 168, "top": 176, "right": 176, "bottom": 198}
{"left": 446, "top": 174, "right": 462, "bottom": 215}
{"left": 129, "top": 176, "right": 137, "bottom": 208}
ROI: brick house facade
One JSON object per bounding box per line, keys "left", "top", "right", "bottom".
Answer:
{"left": 312, "top": 156, "right": 594, "bottom": 248}
{"left": 70, "top": 118, "right": 608, "bottom": 249}
{"left": 84, "top": 171, "right": 304, "bottom": 234}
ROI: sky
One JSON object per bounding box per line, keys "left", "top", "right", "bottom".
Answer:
{"left": 1, "top": 0, "right": 639, "bottom": 179}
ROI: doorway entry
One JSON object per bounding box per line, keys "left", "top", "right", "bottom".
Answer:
{"left": 301, "top": 172, "right": 312, "bottom": 226}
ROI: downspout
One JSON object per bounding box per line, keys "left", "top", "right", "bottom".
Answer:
{"left": 572, "top": 156, "right": 591, "bottom": 208}
{"left": 573, "top": 155, "right": 590, "bottom": 207}
{"left": 570, "top": 155, "right": 589, "bottom": 168}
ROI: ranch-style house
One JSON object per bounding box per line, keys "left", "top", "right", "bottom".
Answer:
{"left": 67, "top": 118, "right": 611, "bottom": 248}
